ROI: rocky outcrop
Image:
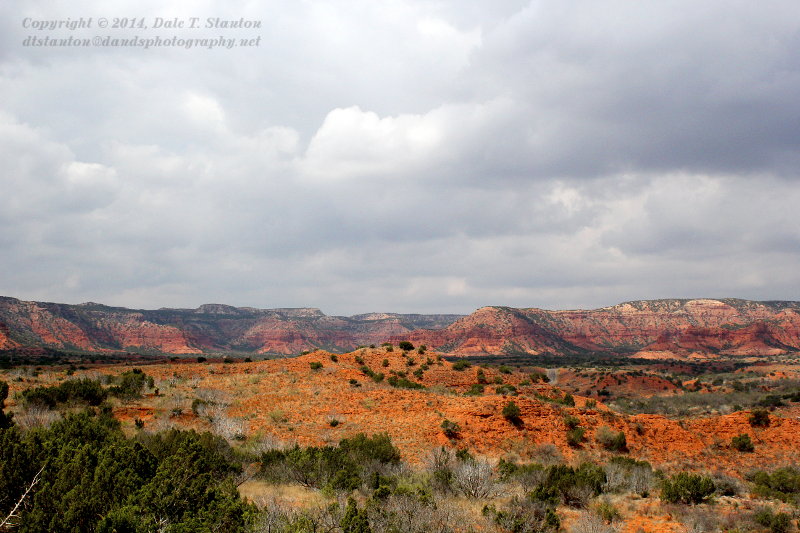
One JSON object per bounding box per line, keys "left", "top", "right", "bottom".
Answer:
{"left": 4, "top": 295, "right": 799, "bottom": 359}
{"left": 396, "top": 299, "right": 800, "bottom": 358}
{"left": 0, "top": 296, "right": 462, "bottom": 355}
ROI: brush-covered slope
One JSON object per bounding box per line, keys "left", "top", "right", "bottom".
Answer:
{"left": 11, "top": 347, "right": 798, "bottom": 471}
{"left": 397, "top": 299, "right": 800, "bottom": 358}
{"left": 0, "top": 296, "right": 462, "bottom": 355}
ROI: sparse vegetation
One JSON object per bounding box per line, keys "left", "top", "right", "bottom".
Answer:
{"left": 3, "top": 348, "right": 800, "bottom": 532}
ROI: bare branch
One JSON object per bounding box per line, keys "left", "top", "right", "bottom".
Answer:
{"left": 0, "top": 466, "right": 44, "bottom": 530}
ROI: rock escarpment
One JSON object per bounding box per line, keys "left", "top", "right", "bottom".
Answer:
{"left": 0, "top": 296, "right": 461, "bottom": 355}
{"left": 396, "top": 299, "right": 800, "bottom": 358}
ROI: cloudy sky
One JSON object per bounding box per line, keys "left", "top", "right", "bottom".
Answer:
{"left": 1, "top": 1, "right": 799, "bottom": 315}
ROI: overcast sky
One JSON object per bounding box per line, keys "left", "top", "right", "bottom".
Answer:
{"left": 1, "top": 1, "right": 799, "bottom": 315}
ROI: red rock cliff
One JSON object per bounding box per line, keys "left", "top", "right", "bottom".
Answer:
{"left": 396, "top": 299, "right": 800, "bottom": 358}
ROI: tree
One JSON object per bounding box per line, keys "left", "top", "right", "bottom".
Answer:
{"left": 398, "top": 341, "right": 414, "bottom": 352}
{"left": 0, "top": 411, "right": 254, "bottom": 532}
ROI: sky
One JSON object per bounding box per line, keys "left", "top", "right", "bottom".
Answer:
{"left": 1, "top": 1, "right": 800, "bottom": 315}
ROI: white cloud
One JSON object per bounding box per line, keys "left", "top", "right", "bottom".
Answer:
{"left": 0, "top": 0, "right": 799, "bottom": 314}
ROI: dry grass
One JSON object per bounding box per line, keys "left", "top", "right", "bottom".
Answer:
{"left": 238, "top": 481, "right": 330, "bottom": 509}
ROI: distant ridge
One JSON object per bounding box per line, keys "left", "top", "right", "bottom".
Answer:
{"left": 392, "top": 298, "right": 800, "bottom": 359}
{"left": 2, "top": 296, "right": 799, "bottom": 359}
{"left": 0, "top": 295, "right": 462, "bottom": 355}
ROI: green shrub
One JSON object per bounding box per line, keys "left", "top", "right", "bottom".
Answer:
{"left": 382, "top": 359, "right": 389, "bottom": 367}
{"left": 0, "top": 381, "right": 12, "bottom": 429}
{"left": 108, "top": 369, "right": 153, "bottom": 400}
{"left": 754, "top": 507, "right": 792, "bottom": 533}
{"left": 309, "top": 361, "right": 323, "bottom": 371}
{"left": 566, "top": 427, "right": 585, "bottom": 448}
{"left": 529, "top": 463, "right": 606, "bottom": 507}
{"left": 758, "top": 395, "right": 785, "bottom": 408}
{"left": 495, "top": 384, "right": 518, "bottom": 396}
{"left": 465, "top": 384, "right": 485, "bottom": 396}
{"left": 398, "top": 341, "right": 414, "bottom": 351}
{"left": 499, "top": 365, "right": 512, "bottom": 374}
{"left": 563, "top": 415, "right": 580, "bottom": 429}
{"left": 330, "top": 354, "right": 338, "bottom": 362}
{"left": 22, "top": 378, "right": 108, "bottom": 408}
{"left": 503, "top": 401, "right": 522, "bottom": 424}
{"left": 340, "top": 432, "right": 402, "bottom": 464}
{"left": 452, "top": 360, "right": 472, "bottom": 371}
{"left": 262, "top": 433, "right": 399, "bottom": 492}
{"left": 483, "top": 498, "right": 560, "bottom": 532}
{"left": 595, "top": 426, "right": 627, "bottom": 452}
{"left": 476, "top": 369, "right": 488, "bottom": 384}
{"left": 731, "top": 433, "right": 754, "bottom": 452}
{"left": 749, "top": 408, "right": 770, "bottom": 427}
{"left": 341, "top": 497, "right": 371, "bottom": 533}
{"left": 441, "top": 419, "right": 460, "bottom": 439}
{"left": 593, "top": 498, "right": 620, "bottom": 522}
{"left": 1, "top": 413, "right": 252, "bottom": 532}
{"left": 748, "top": 467, "right": 800, "bottom": 504}
{"left": 530, "top": 371, "right": 549, "bottom": 383}
{"left": 387, "top": 376, "right": 424, "bottom": 390}
{"left": 660, "top": 472, "right": 715, "bottom": 504}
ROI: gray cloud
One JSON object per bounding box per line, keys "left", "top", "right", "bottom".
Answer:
{"left": 1, "top": 1, "right": 799, "bottom": 314}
